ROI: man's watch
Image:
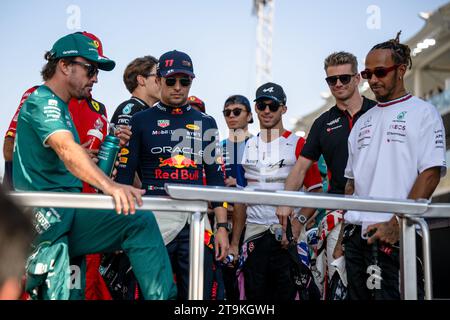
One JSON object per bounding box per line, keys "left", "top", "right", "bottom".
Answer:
{"left": 216, "top": 222, "right": 231, "bottom": 232}
{"left": 296, "top": 214, "right": 308, "bottom": 225}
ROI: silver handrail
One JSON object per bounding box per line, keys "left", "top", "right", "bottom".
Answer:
{"left": 165, "top": 184, "right": 450, "bottom": 300}
{"left": 9, "top": 192, "right": 208, "bottom": 300}
{"left": 9, "top": 187, "right": 450, "bottom": 300}
{"left": 165, "top": 184, "right": 430, "bottom": 215}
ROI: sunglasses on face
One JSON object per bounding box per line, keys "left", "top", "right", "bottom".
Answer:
{"left": 164, "top": 77, "right": 192, "bottom": 87}
{"left": 223, "top": 108, "right": 246, "bottom": 117}
{"left": 70, "top": 60, "right": 99, "bottom": 78}
{"left": 360, "top": 64, "right": 400, "bottom": 80}
{"left": 325, "top": 74, "right": 356, "bottom": 86}
{"left": 256, "top": 101, "right": 282, "bottom": 112}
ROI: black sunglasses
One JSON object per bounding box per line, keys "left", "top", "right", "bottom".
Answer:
{"left": 360, "top": 64, "right": 400, "bottom": 80}
{"left": 223, "top": 108, "right": 246, "bottom": 117}
{"left": 256, "top": 101, "right": 282, "bottom": 112}
{"left": 70, "top": 60, "right": 99, "bottom": 78}
{"left": 325, "top": 74, "right": 356, "bottom": 86}
{"left": 165, "top": 77, "right": 192, "bottom": 87}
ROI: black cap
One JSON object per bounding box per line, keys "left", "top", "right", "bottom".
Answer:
{"left": 224, "top": 95, "right": 254, "bottom": 124}
{"left": 254, "top": 82, "right": 287, "bottom": 105}
{"left": 157, "top": 50, "right": 195, "bottom": 78}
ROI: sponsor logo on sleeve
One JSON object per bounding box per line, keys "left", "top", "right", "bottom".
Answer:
{"left": 123, "top": 103, "right": 133, "bottom": 115}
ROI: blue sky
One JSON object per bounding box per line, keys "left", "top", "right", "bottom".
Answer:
{"left": 1, "top": 0, "right": 448, "bottom": 176}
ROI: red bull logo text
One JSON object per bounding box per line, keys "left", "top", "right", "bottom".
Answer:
{"left": 156, "top": 155, "right": 199, "bottom": 180}
{"left": 159, "top": 155, "right": 197, "bottom": 169}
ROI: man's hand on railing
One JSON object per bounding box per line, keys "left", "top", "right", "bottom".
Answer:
{"left": 214, "top": 228, "right": 230, "bottom": 261}
{"left": 366, "top": 216, "right": 400, "bottom": 245}
{"left": 103, "top": 181, "right": 145, "bottom": 215}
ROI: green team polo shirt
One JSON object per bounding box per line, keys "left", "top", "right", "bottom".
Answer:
{"left": 13, "top": 85, "right": 83, "bottom": 192}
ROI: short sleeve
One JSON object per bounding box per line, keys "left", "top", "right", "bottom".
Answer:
{"left": 24, "top": 98, "right": 71, "bottom": 146}
{"left": 301, "top": 117, "right": 323, "bottom": 161}
{"left": 418, "top": 106, "right": 447, "bottom": 177}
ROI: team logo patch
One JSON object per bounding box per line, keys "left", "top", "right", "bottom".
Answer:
{"left": 186, "top": 124, "right": 200, "bottom": 131}
{"left": 123, "top": 103, "right": 133, "bottom": 115}
{"left": 397, "top": 111, "right": 407, "bottom": 120}
{"left": 326, "top": 117, "right": 340, "bottom": 126}
{"left": 172, "top": 108, "right": 183, "bottom": 115}
{"left": 158, "top": 120, "right": 170, "bottom": 128}
{"left": 120, "top": 147, "right": 130, "bottom": 156}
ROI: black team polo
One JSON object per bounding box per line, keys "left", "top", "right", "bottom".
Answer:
{"left": 301, "top": 96, "right": 377, "bottom": 195}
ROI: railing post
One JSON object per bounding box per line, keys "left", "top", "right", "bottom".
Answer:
{"left": 188, "top": 211, "right": 205, "bottom": 300}
{"left": 409, "top": 217, "right": 433, "bottom": 300}
{"left": 400, "top": 216, "right": 417, "bottom": 299}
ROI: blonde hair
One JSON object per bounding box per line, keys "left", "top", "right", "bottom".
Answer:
{"left": 324, "top": 51, "right": 358, "bottom": 74}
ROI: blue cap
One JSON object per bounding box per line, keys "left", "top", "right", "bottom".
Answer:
{"left": 157, "top": 50, "right": 195, "bottom": 78}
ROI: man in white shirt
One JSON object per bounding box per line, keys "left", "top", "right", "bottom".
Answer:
{"left": 232, "top": 82, "right": 322, "bottom": 300}
{"left": 344, "top": 32, "right": 446, "bottom": 299}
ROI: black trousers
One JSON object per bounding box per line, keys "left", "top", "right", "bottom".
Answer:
{"left": 243, "top": 232, "right": 296, "bottom": 300}
{"left": 343, "top": 224, "right": 424, "bottom": 300}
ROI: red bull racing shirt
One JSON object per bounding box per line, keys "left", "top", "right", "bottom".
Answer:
{"left": 116, "top": 101, "right": 225, "bottom": 202}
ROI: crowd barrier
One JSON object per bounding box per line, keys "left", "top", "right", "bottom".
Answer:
{"left": 10, "top": 184, "right": 450, "bottom": 300}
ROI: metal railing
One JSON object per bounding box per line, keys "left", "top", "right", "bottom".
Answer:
{"left": 165, "top": 184, "right": 450, "bottom": 300}
{"left": 9, "top": 191, "right": 208, "bottom": 300}
{"left": 9, "top": 185, "right": 450, "bottom": 300}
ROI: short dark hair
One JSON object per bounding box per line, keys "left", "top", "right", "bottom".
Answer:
{"left": 123, "top": 55, "right": 159, "bottom": 93}
{"left": 0, "top": 186, "right": 34, "bottom": 287}
{"left": 370, "top": 31, "right": 412, "bottom": 69}
{"left": 41, "top": 51, "right": 76, "bottom": 81}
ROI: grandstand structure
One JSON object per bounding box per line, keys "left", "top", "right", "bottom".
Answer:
{"left": 293, "top": 2, "right": 450, "bottom": 202}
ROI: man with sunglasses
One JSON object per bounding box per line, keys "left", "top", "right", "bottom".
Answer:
{"left": 221, "top": 95, "right": 254, "bottom": 189}
{"left": 219, "top": 94, "right": 253, "bottom": 300}
{"left": 116, "top": 50, "right": 229, "bottom": 300}
{"left": 232, "top": 82, "right": 322, "bottom": 300}
{"left": 4, "top": 32, "right": 120, "bottom": 300}
{"left": 13, "top": 32, "right": 176, "bottom": 300}
{"left": 343, "top": 34, "right": 446, "bottom": 299}
{"left": 276, "top": 52, "right": 376, "bottom": 299}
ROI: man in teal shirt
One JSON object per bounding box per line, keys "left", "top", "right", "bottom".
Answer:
{"left": 13, "top": 32, "right": 176, "bottom": 300}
